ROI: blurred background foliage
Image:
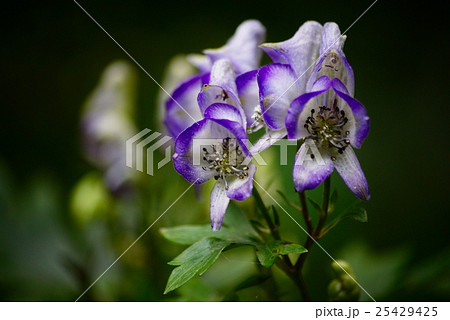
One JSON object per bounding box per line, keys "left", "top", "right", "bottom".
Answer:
{"left": 0, "top": 0, "right": 449, "bottom": 301}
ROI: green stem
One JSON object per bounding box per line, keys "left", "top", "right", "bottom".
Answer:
{"left": 299, "top": 191, "right": 313, "bottom": 235}
{"left": 316, "top": 176, "right": 331, "bottom": 238}
{"left": 294, "top": 177, "right": 332, "bottom": 298}
{"left": 253, "top": 187, "right": 281, "bottom": 240}
{"left": 275, "top": 259, "right": 311, "bottom": 301}
{"left": 296, "top": 273, "right": 312, "bottom": 301}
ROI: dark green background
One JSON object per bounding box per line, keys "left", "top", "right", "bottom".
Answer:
{"left": 0, "top": 0, "right": 448, "bottom": 301}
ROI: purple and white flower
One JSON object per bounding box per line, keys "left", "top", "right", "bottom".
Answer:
{"left": 82, "top": 61, "right": 138, "bottom": 194}
{"left": 173, "top": 103, "right": 256, "bottom": 231}
{"left": 249, "top": 21, "right": 323, "bottom": 153}
{"left": 250, "top": 22, "right": 356, "bottom": 155}
{"left": 286, "top": 75, "right": 370, "bottom": 200}
{"left": 164, "top": 20, "right": 266, "bottom": 139}
{"left": 306, "top": 22, "right": 355, "bottom": 96}
{"left": 172, "top": 57, "right": 258, "bottom": 231}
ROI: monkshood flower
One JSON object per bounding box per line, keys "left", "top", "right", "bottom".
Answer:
{"left": 164, "top": 20, "right": 265, "bottom": 139}
{"left": 306, "top": 22, "right": 355, "bottom": 95}
{"left": 156, "top": 55, "right": 199, "bottom": 135}
{"left": 285, "top": 75, "right": 370, "bottom": 200}
{"left": 197, "top": 59, "right": 248, "bottom": 127}
{"left": 173, "top": 103, "right": 256, "bottom": 231}
{"left": 82, "top": 61, "right": 137, "bottom": 194}
{"left": 249, "top": 21, "right": 323, "bottom": 153}
{"left": 251, "top": 22, "right": 354, "bottom": 154}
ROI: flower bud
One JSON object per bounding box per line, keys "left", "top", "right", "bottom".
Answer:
{"left": 328, "top": 260, "right": 360, "bottom": 301}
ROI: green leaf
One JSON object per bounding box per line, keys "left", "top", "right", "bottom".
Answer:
{"left": 160, "top": 225, "right": 256, "bottom": 245}
{"left": 160, "top": 202, "right": 260, "bottom": 245}
{"left": 256, "top": 240, "right": 307, "bottom": 268}
{"left": 160, "top": 225, "right": 220, "bottom": 245}
{"left": 164, "top": 237, "right": 229, "bottom": 294}
{"left": 320, "top": 207, "right": 368, "bottom": 237}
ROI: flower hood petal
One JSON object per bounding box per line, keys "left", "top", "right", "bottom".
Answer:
{"left": 197, "top": 59, "right": 247, "bottom": 127}
{"left": 236, "top": 69, "right": 259, "bottom": 126}
{"left": 260, "top": 21, "right": 322, "bottom": 91}
{"left": 204, "top": 20, "right": 266, "bottom": 74}
{"left": 258, "top": 63, "right": 301, "bottom": 130}
{"left": 307, "top": 22, "right": 355, "bottom": 95}
{"left": 164, "top": 74, "right": 205, "bottom": 138}
{"left": 186, "top": 53, "right": 211, "bottom": 73}
{"left": 209, "top": 59, "right": 238, "bottom": 97}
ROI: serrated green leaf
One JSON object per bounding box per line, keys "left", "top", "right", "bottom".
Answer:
{"left": 160, "top": 225, "right": 220, "bottom": 245}
{"left": 164, "top": 237, "right": 229, "bottom": 294}
{"left": 320, "top": 207, "right": 368, "bottom": 237}
{"left": 160, "top": 224, "right": 257, "bottom": 245}
{"left": 160, "top": 202, "right": 260, "bottom": 246}
{"left": 256, "top": 240, "right": 307, "bottom": 268}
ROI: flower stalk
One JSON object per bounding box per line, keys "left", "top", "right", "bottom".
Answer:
{"left": 293, "top": 177, "right": 332, "bottom": 300}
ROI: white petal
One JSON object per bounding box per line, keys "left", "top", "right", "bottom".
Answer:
{"left": 249, "top": 129, "right": 287, "bottom": 155}
{"left": 226, "top": 162, "right": 256, "bottom": 201}
{"left": 210, "top": 181, "right": 231, "bottom": 231}
{"left": 293, "top": 140, "right": 334, "bottom": 192}
{"left": 209, "top": 59, "right": 238, "bottom": 97}
{"left": 333, "top": 147, "right": 370, "bottom": 200}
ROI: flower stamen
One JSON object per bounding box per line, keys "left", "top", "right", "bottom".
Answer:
{"left": 202, "top": 137, "right": 249, "bottom": 189}
{"left": 304, "top": 98, "right": 350, "bottom": 154}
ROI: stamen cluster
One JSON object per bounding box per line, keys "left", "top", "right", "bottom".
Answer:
{"left": 248, "top": 104, "right": 264, "bottom": 133}
{"left": 304, "top": 100, "right": 350, "bottom": 157}
{"left": 202, "top": 137, "right": 249, "bottom": 189}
